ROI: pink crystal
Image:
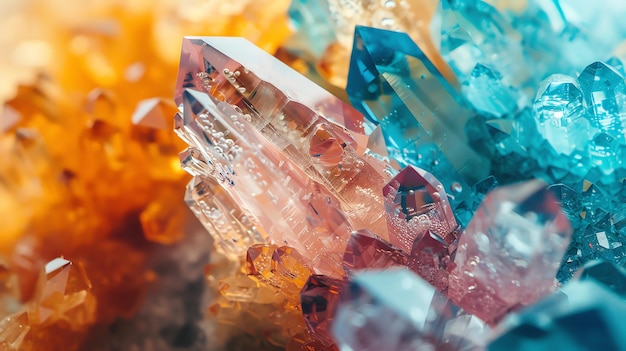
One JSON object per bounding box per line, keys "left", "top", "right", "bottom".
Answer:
{"left": 300, "top": 275, "right": 344, "bottom": 347}
{"left": 383, "top": 165, "right": 459, "bottom": 289}
{"left": 176, "top": 37, "right": 394, "bottom": 263}
{"left": 342, "top": 229, "right": 408, "bottom": 272}
{"left": 448, "top": 180, "right": 572, "bottom": 325}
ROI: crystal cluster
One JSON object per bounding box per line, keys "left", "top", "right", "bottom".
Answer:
{"left": 175, "top": 0, "right": 626, "bottom": 350}
{"left": 5, "top": 0, "right": 626, "bottom": 350}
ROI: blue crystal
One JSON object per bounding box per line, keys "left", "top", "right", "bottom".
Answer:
{"left": 348, "top": 25, "right": 490, "bottom": 222}
{"left": 435, "top": 0, "right": 529, "bottom": 91}
{"left": 578, "top": 62, "right": 626, "bottom": 139}
{"left": 532, "top": 74, "right": 591, "bottom": 155}
{"left": 488, "top": 280, "right": 626, "bottom": 351}
{"left": 578, "top": 260, "right": 626, "bottom": 297}
{"left": 287, "top": 0, "right": 335, "bottom": 58}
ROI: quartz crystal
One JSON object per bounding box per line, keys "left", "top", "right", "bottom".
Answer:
{"left": 348, "top": 26, "right": 490, "bottom": 222}
{"left": 175, "top": 37, "right": 393, "bottom": 271}
{"left": 300, "top": 275, "right": 343, "bottom": 347}
{"left": 384, "top": 165, "right": 459, "bottom": 290}
{"left": 332, "top": 268, "right": 490, "bottom": 351}
{"left": 449, "top": 180, "right": 572, "bottom": 324}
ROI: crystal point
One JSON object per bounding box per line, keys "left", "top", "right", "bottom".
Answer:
{"left": 177, "top": 37, "right": 393, "bottom": 263}
{"left": 300, "top": 274, "right": 344, "bottom": 346}
{"left": 449, "top": 180, "right": 572, "bottom": 324}
{"left": 342, "top": 229, "right": 408, "bottom": 273}
{"left": 384, "top": 165, "right": 458, "bottom": 254}
{"left": 348, "top": 26, "right": 490, "bottom": 221}
{"left": 578, "top": 62, "right": 626, "bottom": 139}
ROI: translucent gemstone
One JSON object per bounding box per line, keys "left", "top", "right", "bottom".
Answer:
{"left": 348, "top": 26, "right": 490, "bottom": 221}
{"left": 176, "top": 37, "right": 392, "bottom": 253}
{"left": 332, "top": 268, "right": 490, "bottom": 351}
{"left": 246, "top": 244, "right": 277, "bottom": 284}
{"left": 578, "top": 260, "right": 626, "bottom": 297}
{"left": 577, "top": 62, "right": 626, "bottom": 139}
{"left": 383, "top": 165, "right": 458, "bottom": 254}
{"left": 449, "top": 180, "right": 572, "bottom": 324}
{"left": 0, "top": 312, "right": 30, "bottom": 350}
{"left": 533, "top": 74, "right": 592, "bottom": 155}
{"left": 273, "top": 246, "right": 315, "bottom": 290}
{"left": 342, "top": 229, "right": 408, "bottom": 273}
{"left": 489, "top": 280, "right": 626, "bottom": 351}
{"left": 462, "top": 63, "right": 519, "bottom": 118}
{"left": 300, "top": 275, "right": 344, "bottom": 346}
{"left": 434, "top": 0, "right": 529, "bottom": 89}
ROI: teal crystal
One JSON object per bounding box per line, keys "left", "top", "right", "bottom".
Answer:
{"left": 488, "top": 279, "right": 626, "bottom": 351}
{"left": 578, "top": 260, "right": 626, "bottom": 297}
{"left": 532, "top": 74, "right": 591, "bottom": 156}
{"left": 348, "top": 25, "right": 490, "bottom": 223}
{"left": 578, "top": 62, "right": 626, "bottom": 140}
{"left": 434, "top": 0, "right": 529, "bottom": 91}
{"left": 286, "top": 0, "right": 335, "bottom": 59}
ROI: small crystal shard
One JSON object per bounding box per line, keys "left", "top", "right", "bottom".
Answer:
{"left": 332, "top": 268, "right": 490, "bottom": 351}
{"left": 449, "top": 180, "right": 572, "bottom": 324}
{"left": 384, "top": 165, "right": 458, "bottom": 253}
{"left": 300, "top": 274, "right": 343, "bottom": 347}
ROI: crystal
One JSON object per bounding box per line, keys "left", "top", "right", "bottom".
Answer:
{"left": 434, "top": 0, "right": 530, "bottom": 91}
{"left": 384, "top": 165, "right": 458, "bottom": 252}
{"left": 577, "top": 260, "right": 626, "bottom": 297}
{"left": 383, "top": 165, "right": 458, "bottom": 290}
{"left": 348, "top": 26, "right": 490, "bottom": 221}
{"left": 342, "top": 229, "right": 408, "bottom": 272}
{"left": 489, "top": 279, "right": 626, "bottom": 351}
{"left": 462, "top": 63, "right": 519, "bottom": 118}
{"left": 285, "top": 0, "right": 446, "bottom": 87}
{"left": 300, "top": 275, "right": 343, "bottom": 347}
{"left": 246, "top": 244, "right": 314, "bottom": 298}
{"left": 449, "top": 180, "right": 572, "bottom": 324}
{"left": 176, "top": 37, "right": 393, "bottom": 267}
{"left": 578, "top": 62, "right": 626, "bottom": 140}
{"left": 332, "top": 267, "right": 490, "bottom": 351}
{"left": 533, "top": 74, "right": 592, "bottom": 156}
